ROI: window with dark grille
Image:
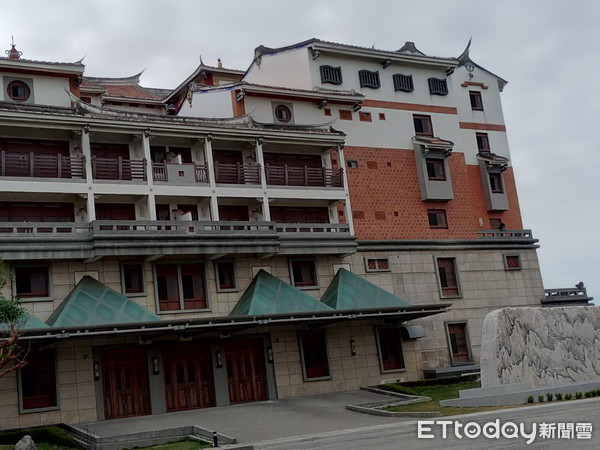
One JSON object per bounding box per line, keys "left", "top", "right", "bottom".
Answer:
{"left": 469, "top": 91, "right": 483, "bottom": 110}
{"left": 426, "top": 158, "right": 446, "bottom": 180}
{"left": 374, "top": 211, "right": 386, "bottom": 220}
{"left": 489, "top": 172, "right": 504, "bottom": 193}
{"left": 155, "top": 263, "right": 207, "bottom": 311}
{"left": 7, "top": 80, "right": 31, "bottom": 101}
{"left": 489, "top": 218, "right": 502, "bottom": 229}
{"left": 339, "top": 110, "right": 353, "bottom": 120}
{"left": 367, "top": 161, "right": 378, "bottom": 169}
{"left": 446, "top": 322, "right": 471, "bottom": 365}
{"left": 320, "top": 65, "right": 343, "bottom": 85}
{"left": 347, "top": 160, "right": 358, "bottom": 168}
{"left": 300, "top": 331, "right": 330, "bottom": 379}
{"left": 274, "top": 104, "right": 292, "bottom": 123}
{"left": 413, "top": 115, "right": 433, "bottom": 136}
{"left": 476, "top": 133, "right": 490, "bottom": 152}
{"left": 359, "top": 111, "right": 372, "bottom": 122}
{"left": 505, "top": 255, "right": 521, "bottom": 270}
{"left": 216, "top": 260, "right": 236, "bottom": 291}
{"left": 122, "top": 264, "right": 144, "bottom": 295}
{"left": 290, "top": 259, "right": 317, "bottom": 288}
{"left": 393, "top": 74, "right": 414, "bottom": 92}
{"left": 428, "top": 77, "right": 448, "bottom": 95}
{"left": 365, "top": 258, "right": 391, "bottom": 272}
{"left": 376, "top": 328, "right": 405, "bottom": 371}
{"left": 353, "top": 210, "right": 365, "bottom": 219}
{"left": 437, "top": 258, "right": 460, "bottom": 296}
{"left": 428, "top": 209, "right": 448, "bottom": 229}
{"left": 358, "top": 70, "right": 380, "bottom": 88}
{"left": 20, "top": 351, "right": 57, "bottom": 410}
{"left": 15, "top": 266, "right": 49, "bottom": 298}
{"left": 378, "top": 113, "right": 386, "bottom": 120}
{"left": 323, "top": 108, "right": 332, "bottom": 116}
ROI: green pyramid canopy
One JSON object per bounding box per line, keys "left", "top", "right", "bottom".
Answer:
{"left": 0, "top": 298, "right": 49, "bottom": 331}
{"left": 321, "top": 269, "right": 413, "bottom": 310}
{"left": 230, "top": 270, "right": 333, "bottom": 316}
{"left": 47, "top": 276, "right": 161, "bottom": 327}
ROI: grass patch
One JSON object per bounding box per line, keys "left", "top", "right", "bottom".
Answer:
{"left": 377, "top": 384, "right": 418, "bottom": 396}
{"left": 384, "top": 380, "right": 526, "bottom": 416}
{"left": 125, "top": 438, "right": 210, "bottom": 449}
{"left": 0, "top": 426, "right": 82, "bottom": 449}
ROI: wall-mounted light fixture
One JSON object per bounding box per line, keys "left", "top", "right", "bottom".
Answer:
{"left": 215, "top": 351, "right": 223, "bottom": 368}
{"left": 267, "top": 346, "right": 274, "bottom": 364}
{"left": 352, "top": 102, "right": 362, "bottom": 112}
{"left": 152, "top": 356, "right": 160, "bottom": 375}
{"left": 382, "top": 59, "right": 392, "bottom": 69}
{"left": 465, "top": 61, "right": 475, "bottom": 79}
{"left": 236, "top": 90, "right": 245, "bottom": 102}
{"left": 349, "top": 339, "right": 357, "bottom": 356}
{"left": 318, "top": 99, "right": 328, "bottom": 109}
{"left": 93, "top": 361, "right": 100, "bottom": 381}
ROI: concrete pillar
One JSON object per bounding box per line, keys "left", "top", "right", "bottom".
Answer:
{"left": 204, "top": 136, "right": 219, "bottom": 221}
{"left": 336, "top": 143, "right": 354, "bottom": 235}
{"left": 81, "top": 126, "right": 96, "bottom": 220}
{"left": 141, "top": 131, "right": 157, "bottom": 220}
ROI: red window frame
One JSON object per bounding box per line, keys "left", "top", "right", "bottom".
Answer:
{"left": 20, "top": 351, "right": 57, "bottom": 410}
{"left": 425, "top": 158, "right": 446, "bottom": 180}
{"left": 428, "top": 209, "right": 448, "bottom": 229}
{"left": 122, "top": 263, "right": 144, "bottom": 295}
{"left": 447, "top": 322, "right": 472, "bottom": 365}
{"left": 489, "top": 172, "right": 504, "bottom": 193}
{"left": 299, "top": 331, "right": 330, "bottom": 379}
{"left": 376, "top": 328, "right": 406, "bottom": 371}
{"left": 216, "top": 260, "right": 236, "bottom": 291}
{"left": 290, "top": 260, "right": 317, "bottom": 287}
{"left": 413, "top": 115, "right": 434, "bottom": 137}
{"left": 469, "top": 91, "right": 483, "bottom": 110}
{"left": 14, "top": 266, "right": 49, "bottom": 298}
{"left": 437, "top": 258, "right": 459, "bottom": 296}
{"left": 155, "top": 263, "right": 207, "bottom": 312}
{"left": 476, "top": 133, "right": 490, "bottom": 152}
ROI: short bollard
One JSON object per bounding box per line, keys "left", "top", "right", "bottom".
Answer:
{"left": 213, "top": 431, "right": 219, "bottom": 447}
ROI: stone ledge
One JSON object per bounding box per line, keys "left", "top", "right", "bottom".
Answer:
{"left": 347, "top": 386, "right": 437, "bottom": 417}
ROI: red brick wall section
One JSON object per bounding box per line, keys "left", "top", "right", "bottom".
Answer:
{"left": 344, "top": 146, "right": 523, "bottom": 240}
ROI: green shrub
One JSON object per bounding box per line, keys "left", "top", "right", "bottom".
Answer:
{"left": 538, "top": 395, "right": 544, "bottom": 403}
{"left": 546, "top": 393, "right": 554, "bottom": 402}
{"left": 576, "top": 392, "right": 583, "bottom": 400}
{"left": 555, "top": 393, "right": 563, "bottom": 401}
{"left": 527, "top": 395, "right": 534, "bottom": 404}
{"left": 0, "top": 426, "right": 81, "bottom": 448}
{"left": 585, "top": 391, "right": 592, "bottom": 398}
{"left": 564, "top": 393, "right": 573, "bottom": 400}
{"left": 397, "top": 374, "right": 478, "bottom": 388}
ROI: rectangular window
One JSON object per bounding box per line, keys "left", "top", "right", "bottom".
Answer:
{"left": 489, "top": 218, "right": 502, "bottom": 229}
{"left": 347, "top": 160, "right": 358, "bottom": 168}
{"left": 413, "top": 115, "right": 433, "bottom": 137}
{"left": 476, "top": 133, "right": 490, "bottom": 152}
{"left": 428, "top": 209, "right": 448, "bottom": 229}
{"left": 378, "top": 113, "right": 386, "bottom": 121}
{"left": 428, "top": 77, "right": 448, "bottom": 95}
{"left": 299, "top": 331, "right": 330, "bottom": 380}
{"left": 376, "top": 328, "right": 405, "bottom": 372}
{"left": 339, "top": 110, "right": 353, "bottom": 120}
{"left": 437, "top": 257, "right": 460, "bottom": 297}
{"left": 365, "top": 257, "right": 391, "bottom": 272}
{"left": 426, "top": 158, "right": 446, "bottom": 180}
{"left": 14, "top": 266, "right": 49, "bottom": 299}
{"left": 469, "top": 91, "right": 483, "bottom": 110}
{"left": 446, "top": 322, "right": 472, "bottom": 365}
{"left": 290, "top": 259, "right": 318, "bottom": 288}
{"left": 323, "top": 108, "right": 332, "bottom": 116}
{"left": 359, "top": 111, "right": 372, "bottom": 122}
{"left": 358, "top": 70, "right": 380, "bottom": 88}
{"left": 320, "top": 65, "right": 343, "bottom": 85}
{"left": 155, "top": 263, "right": 207, "bottom": 312}
{"left": 504, "top": 255, "right": 522, "bottom": 270}
{"left": 393, "top": 74, "right": 414, "bottom": 92}
{"left": 215, "top": 260, "right": 236, "bottom": 291}
{"left": 20, "top": 351, "right": 57, "bottom": 411}
{"left": 489, "top": 172, "right": 504, "bottom": 193}
{"left": 122, "top": 263, "right": 144, "bottom": 295}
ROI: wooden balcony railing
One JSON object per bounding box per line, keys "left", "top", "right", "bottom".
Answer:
{"left": 214, "top": 162, "right": 260, "bottom": 185}
{"left": 152, "top": 163, "right": 167, "bottom": 181}
{"left": 0, "top": 152, "right": 85, "bottom": 179}
{"left": 266, "top": 165, "right": 343, "bottom": 188}
{"left": 92, "top": 156, "right": 146, "bottom": 181}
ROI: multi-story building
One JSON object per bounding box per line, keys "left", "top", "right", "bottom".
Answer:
{"left": 0, "top": 39, "right": 543, "bottom": 429}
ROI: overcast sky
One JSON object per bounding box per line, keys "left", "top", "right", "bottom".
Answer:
{"left": 2, "top": 0, "right": 599, "bottom": 301}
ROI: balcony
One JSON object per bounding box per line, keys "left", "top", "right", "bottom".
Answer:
{"left": 265, "top": 165, "right": 343, "bottom": 188}
{"left": 0, "top": 220, "right": 356, "bottom": 259}
{"left": 92, "top": 156, "right": 147, "bottom": 181}
{"left": 214, "top": 162, "right": 260, "bottom": 185}
{"left": 0, "top": 152, "right": 85, "bottom": 179}
{"left": 152, "top": 162, "right": 209, "bottom": 184}
{"left": 542, "top": 287, "right": 594, "bottom": 306}
{"left": 477, "top": 229, "right": 533, "bottom": 239}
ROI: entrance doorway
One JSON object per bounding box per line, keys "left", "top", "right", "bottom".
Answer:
{"left": 224, "top": 339, "right": 267, "bottom": 404}
{"left": 100, "top": 348, "right": 150, "bottom": 420}
{"left": 162, "top": 346, "right": 215, "bottom": 412}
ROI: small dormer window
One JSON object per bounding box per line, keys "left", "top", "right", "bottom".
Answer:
{"left": 428, "top": 78, "right": 448, "bottom": 96}
{"left": 7, "top": 80, "right": 31, "bottom": 101}
{"left": 275, "top": 105, "right": 292, "bottom": 123}
{"left": 358, "top": 70, "right": 380, "bottom": 89}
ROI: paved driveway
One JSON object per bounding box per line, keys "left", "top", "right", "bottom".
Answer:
{"left": 79, "top": 390, "right": 411, "bottom": 445}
